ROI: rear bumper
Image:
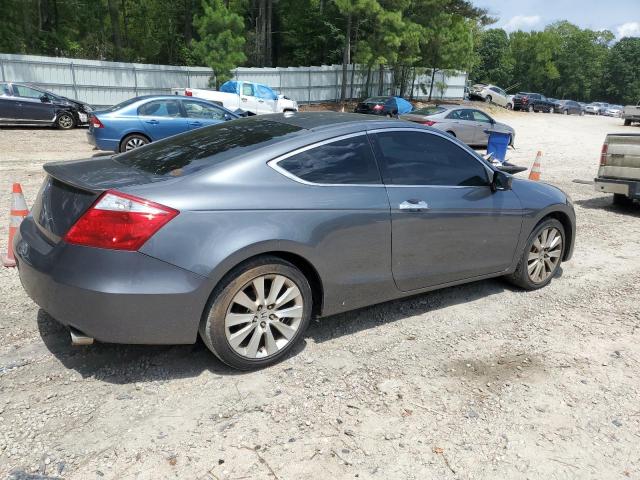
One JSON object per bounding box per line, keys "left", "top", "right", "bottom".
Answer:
{"left": 86, "top": 130, "right": 119, "bottom": 152}
{"left": 14, "top": 216, "right": 210, "bottom": 344}
{"left": 594, "top": 177, "right": 640, "bottom": 198}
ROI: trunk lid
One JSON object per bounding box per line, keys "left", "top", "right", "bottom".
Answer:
{"left": 598, "top": 134, "right": 640, "bottom": 181}
{"left": 33, "top": 156, "right": 168, "bottom": 243}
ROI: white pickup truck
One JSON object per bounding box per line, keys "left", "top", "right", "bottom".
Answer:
{"left": 623, "top": 101, "right": 640, "bottom": 126}
{"left": 172, "top": 80, "right": 298, "bottom": 116}
{"left": 594, "top": 133, "right": 640, "bottom": 205}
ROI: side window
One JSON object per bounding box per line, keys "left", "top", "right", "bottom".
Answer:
{"left": 242, "top": 83, "right": 255, "bottom": 97}
{"left": 138, "top": 100, "right": 181, "bottom": 117}
{"left": 471, "top": 110, "right": 492, "bottom": 123}
{"left": 446, "top": 110, "right": 461, "bottom": 120}
{"left": 458, "top": 109, "right": 475, "bottom": 121}
{"left": 370, "top": 131, "right": 489, "bottom": 187}
{"left": 276, "top": 135, "right": 381, "bottom": 184}
{"left": 13, "top": 85, "right": 44, "bottom": 99}
{"left": 257, "top": 85, "right": 277, "bottom": 100}
{"left": 182, "top": 100, "right": 226, "bottom": 120}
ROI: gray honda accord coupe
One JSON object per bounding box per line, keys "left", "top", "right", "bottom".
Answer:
{"left": 15, "top": 112, "right": 575, "bottom": 370}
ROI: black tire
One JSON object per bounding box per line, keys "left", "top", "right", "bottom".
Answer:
{"left": 624, "top": 119, "right": 631, "bottom": 126}
{"left": 506, "top": 103, "right": 513, "bottom": 110}
{"left": 446, "top": 130, "right": 456, "bottom": 137}
{"left": 56, "top": 112, "right": 75, "bottom": 130}
{"left": 199, "top": 256, "right": 313, "bottom": 370}
{"left": 119, "top": 133, "right": 149, "bottom": 152}
{"left": 505, "top": 218, "right": 565, "bottom": 290}
{"left": 613, "top": 193, "right": 634, "bottom": 206}
{"left": 485, "top": 95, "right": 492, "bottom": 103}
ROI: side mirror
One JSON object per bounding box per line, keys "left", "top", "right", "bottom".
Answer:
{"left": 491, "top": 170, "right": 512, "bottom": 192}
{"left": 40, "top": 95, "right": 50, "bottom": 103}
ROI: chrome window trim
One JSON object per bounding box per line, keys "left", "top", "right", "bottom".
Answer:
{"left": 268, "top": 127, "right": 496, "bottom": 189}
{"left": 267, "top": 132, "right": 384, "bottom": 187}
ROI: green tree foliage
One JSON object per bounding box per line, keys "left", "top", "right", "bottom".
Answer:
{"left": 192, "top": 0, "right": 246, "bottom": 86}
{"left": 602, "top": 37, "right": 640, "bottom": 104}
{"left": 473, "top": 29, "right": 513, "bottom": 87}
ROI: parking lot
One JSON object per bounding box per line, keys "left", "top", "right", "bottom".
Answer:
{"left": 1, "top": 110, "right": 640, "bottom": 479}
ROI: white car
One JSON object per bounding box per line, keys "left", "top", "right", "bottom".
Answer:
{"left": 469, "top": 83, "right": 510, "bottom": 108}
{"left": 603, "top": 105, "right": 623, "bottom": 117}
{"left": 172, "top": 80, "right": 298, "bottom": 115}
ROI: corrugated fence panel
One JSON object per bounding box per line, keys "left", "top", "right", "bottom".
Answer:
{"left": 0, "top": 53, "right": 466, "bottom": 107}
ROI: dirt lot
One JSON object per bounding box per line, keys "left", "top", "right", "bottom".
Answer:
{"left": 1, "top": 111, "right": 639, "bottom": 480}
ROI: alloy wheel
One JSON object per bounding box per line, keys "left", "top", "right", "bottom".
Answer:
{"left": 125, "top": 137, "right": 147, "bottom": 150}
{"left": 527, "top": 227, "right": 563, "bottom": 284}
{"left": 224, "top": 274, "right": 304, "bottom": 359}
{"left": 58, "top": 114, "right": 74, "bottom": 129}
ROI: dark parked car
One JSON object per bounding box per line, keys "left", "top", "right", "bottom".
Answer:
{"left": 512, "top": 92, "right": 556, "bottom": 113}
{"left": 0, "top": 82, "right": 92, "bottom": 129}
{"left": 354, "top": 96, "right": 411, "bottom": 117}
{"left": 87, "top": 95, "right": 239, "bottom": 152}
{"left": 14, "top": 112, "right": 575, "bottom": 370}
{"left": 556, "top": 100, "right": 584, "bottom": 115}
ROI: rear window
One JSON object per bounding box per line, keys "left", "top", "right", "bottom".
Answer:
{"left": 104, "top": 97, "right": 141, "bottom": 113}
{"left": 114, "top": 117, "right": 303, "bottom": 176}
{"left": 411, "top": 106, "right": 445, "bottom": 116}
{"left": 364, "top": 97, "right": 389, "bottom": 104}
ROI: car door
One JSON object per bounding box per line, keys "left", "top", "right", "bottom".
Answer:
{"left": 181, "top": 99, "right": 230, "bottom": 130}
{"left": 369, "top": 128, "right": 523, "bottom": 291}
{"left": 11, "top": 84, "right": 55, "bottom": 122}
{"left": 239, "top": 82, "right": 260, "bottom": 114}
{"left": 443, "top": 109, "right": 476, "bottom": 144}
{"left": 256, "top": 84, "right": 279, "bottom": 113}
{"left": 0, "top": 82, "right": 18, "bottom": 121}
{"left": 470, "top": 109, "right": 495, "bottom": 145}
{"left": 490, "top": 87, "right": 508, "bottom": 107}
{"left": 137, "top": 99, "right": 189, "bottom": 141}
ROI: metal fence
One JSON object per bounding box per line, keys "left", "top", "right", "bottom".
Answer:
{"left": 0, "top": 53, "right": 467, "bottom": 107}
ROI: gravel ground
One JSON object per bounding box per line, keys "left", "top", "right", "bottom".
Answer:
{"left": 1, "top": 111, "right": 639, "bottom": 480}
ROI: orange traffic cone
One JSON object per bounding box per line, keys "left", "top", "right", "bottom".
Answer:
{"left": 528, "top": 151, "right": 542, "bottom": 181}
{"left": 2, "top": 183, "right": 29, "bottom": 268}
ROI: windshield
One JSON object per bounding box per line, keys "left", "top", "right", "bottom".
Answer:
{"left": 114, "top": 117, "right": 303, "bottom": 176}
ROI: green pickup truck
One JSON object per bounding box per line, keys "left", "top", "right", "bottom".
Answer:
{"left": 595, "top": 133, "right": 640, "bottom": 205}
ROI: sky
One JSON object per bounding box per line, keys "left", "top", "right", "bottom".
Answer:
{"left": 474, "top": 0, "right": 640, "bottom": 39}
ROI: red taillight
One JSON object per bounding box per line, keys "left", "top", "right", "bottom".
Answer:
{"left": 600, "top": 143, "right": 608, "bottom": 166}
{"left": 91, "top": 116, "right": 104, "bottom": 129}
{"left": 373, "top": 104, "right": 383, "bottom": 111}
{"left": 64, "top": 191, "right": 178, "bottom": 251}
{"left": 185, "top": 89, "right": 193, "bottom": 97}
{"left": 420, "top": 120, "right": 437, "bottom": 126}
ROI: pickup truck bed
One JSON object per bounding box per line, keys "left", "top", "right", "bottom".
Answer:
{"left": 594, "top": 133, "right": 640, "bottom": 204}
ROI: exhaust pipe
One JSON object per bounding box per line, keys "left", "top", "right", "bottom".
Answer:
{"left": 70, "top": 327, "right": 94, "bottom": 346}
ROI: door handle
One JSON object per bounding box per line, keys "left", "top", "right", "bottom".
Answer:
{"left": 258, "top": 99, "right": 264, "bottom": 103}
{"left": 399, "top": 199, "right": 429, "bottom": 211}
{"left": 189, "top": 121, "right": 202, "bottom": 126}
{"left": 241, "top": 97, "right": 248, "bottom": 102}
{"left": 145, "top": 119, "right": 159, "bottom": 125}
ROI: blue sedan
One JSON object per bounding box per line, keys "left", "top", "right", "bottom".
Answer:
{"left": 87, "top": 95, "right": 239, "bottom": 152}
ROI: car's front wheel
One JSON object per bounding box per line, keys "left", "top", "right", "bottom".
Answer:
{"left": 506, "top": 218, "right": 565, "bottom": 290}
{"left": 200, "top": 256, "right": 313, "bottom": 370}
{"left": 56, "top": 112, "right": 76, "bottom": 130}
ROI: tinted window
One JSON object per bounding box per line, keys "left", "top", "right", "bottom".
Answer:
{"left": 13, "top": 85, "right": 43, "bottom": 99}
{"left": 242, "top": 83, "right": 255, "bottom": 96}
{"left": 182, "top": 100, "right": 227, "bottom": 120}
{"left": 371, "top": 131, "right": 488, "bottom": 187}
{"left": 138, "top": 100, "right": 181, "bottom": 117}
{"left": 471, "top": 110, "right": 492, "bottom": 122}
{"left": 115, "top": 117, "right": 303, "bottom": 176}
{"left": 278, "top": 135, "right": 380, "bottom": 184}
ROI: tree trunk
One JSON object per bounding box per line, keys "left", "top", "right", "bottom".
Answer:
{"left": 377, "top": 64, "right": 384, "bottom": 95}
{"left": 365, "top": 64, "right": 372, "bottom": 98}
{"left": 428, "top": 68, "right": 437, "bottom": 101}
{"left": 340, "top": 12, "right": 351, "bottom": 104}
{"left": 409, "top": 67, "right": 416, "bottom": 100}
{"left": 107, "top": 0, "right": 122, "bottom": 61}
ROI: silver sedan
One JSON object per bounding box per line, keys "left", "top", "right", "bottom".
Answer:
{"left": 400, "top": 105, "right": 515, "bottom": 146}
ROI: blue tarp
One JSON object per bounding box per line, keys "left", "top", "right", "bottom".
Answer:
{"left": 219, "top": 81, "right": 240, "bottom": 94}
{"left": 392, "top": 96, "right": 413, "bottom": 114}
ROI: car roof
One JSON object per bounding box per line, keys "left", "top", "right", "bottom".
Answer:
{"left": 260, "top": 111, "right": 403, "bottom": 131}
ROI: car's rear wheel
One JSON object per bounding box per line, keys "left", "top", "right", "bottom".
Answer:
{"left": 200, "top": 256, "right": 313, "bottom": 370}
{"left": 486, "top": 95, "right": 492, "bottom": 103}
{"left": 56, "top": 112, "right": 75, "bottom": 130}
{"left": 506, "top": 218, "right": 565, "bottom": 290}
{"left": 120, "top": 134, "right": 149, "bottom": 152}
